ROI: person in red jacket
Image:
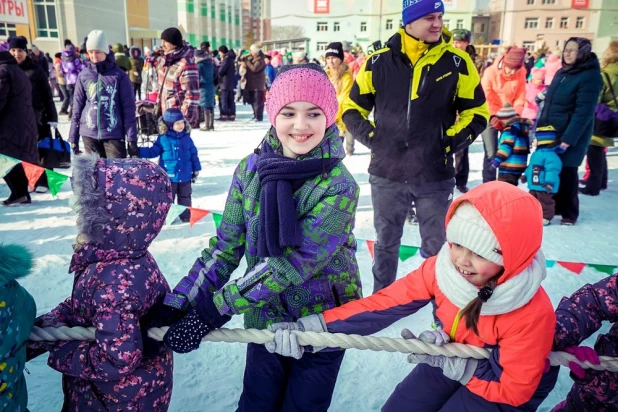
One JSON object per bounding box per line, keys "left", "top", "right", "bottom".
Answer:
{"left": 266, "top": 181, "right": 558, "bottom": 411}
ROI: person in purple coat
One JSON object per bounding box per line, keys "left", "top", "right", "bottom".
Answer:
{"left": 552, "top": 273, "right": 618, "bottom": 411}
{"left": 69, "top": 30, "right": 137, "bottom": 159}
{"left": 27, "top": 154, "right": 175, "bottom": 411}
{"left": 59, "top": 44, "right": 85, "bottom": 116}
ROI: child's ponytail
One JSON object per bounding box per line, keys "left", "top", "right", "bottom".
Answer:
{"left": 460, "top": 274, "right": 501, "bottom": 336}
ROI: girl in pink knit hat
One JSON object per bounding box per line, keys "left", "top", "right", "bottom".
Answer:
{"left": 162, "top": 63, "right": 362, "bottom": 410}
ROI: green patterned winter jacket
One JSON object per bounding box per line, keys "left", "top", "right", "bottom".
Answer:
{"left": 170, "top": 125, "right": 362, "bottom": 330}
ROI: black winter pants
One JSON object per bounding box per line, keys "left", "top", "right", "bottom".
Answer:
{"left": 220, "top": 90, "right": 236, "bottom": 118}
{"left": 171, "top": 181, "right": 192, "bottom": 221}
{"left": 370, "top": 175, "right": 454, "bottom": 293}
{"left": 454, "top": 147, "right": 469, "bottom": 187}
{"left": 237, "top": 343, "right": 344, "bottom": 412}
{"left": 132, "top": 82, "right": 142, "bottom": 100}
{"left": 250, "top": 90, "right": 265, "bottom": 121}
{"left": 583, "top": 145, "right": 607, "bottom": 195}
{"left": 3, "top": 163, "right": 29, "bottom": 199}
{"left": 60, "top": 84, "right": 74, "bottom": 113}
{"left": 82, "top": 137, "right": 127, "bottom": 159}
{"left": 481, "top": 126, "right": 499, "bottom": 183}
{"left": 554, "top": 166, "right": 580, "bottom": 222}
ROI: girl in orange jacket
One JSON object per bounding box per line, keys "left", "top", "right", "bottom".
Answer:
{"left": 266, "top": 181, "right": 558, "bottom": 411}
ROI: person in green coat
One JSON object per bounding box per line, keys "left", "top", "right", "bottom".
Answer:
{"left": 581, "top": 41, "right": 618, "bottom": 196}
{"left": 0, "top": 244, "right": 36, "bottom": 412}
{"left": 112, "top": 43, "right": 131, "bottom": 73}
{"left": 537, "top": 37, "right": 603, "bottom": 225}
{"left": 129, "top": 46, "right": 144, "bottom": 100}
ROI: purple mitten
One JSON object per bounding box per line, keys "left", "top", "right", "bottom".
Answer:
{"left": 564, "top": 346, "right": 600, "bottom": 379}
{"left": 595, "top": 103, "right": 616, "bottom": 122}
{"left": 490, "top": 159, "right": 500, "bottom": 169}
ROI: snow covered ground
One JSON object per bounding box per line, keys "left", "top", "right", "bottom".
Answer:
{"left": 5, "top": 104, "right": 617, "bottom": 411}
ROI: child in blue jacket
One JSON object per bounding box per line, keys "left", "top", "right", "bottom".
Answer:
{"left": 140, "top": 108, "right": 201, "bottom": 222}
{"left": 490, "top": 102, "right": 532, "bottom": 186}
{"left": 523, "top": 126, "right": 563, "bottom": 226}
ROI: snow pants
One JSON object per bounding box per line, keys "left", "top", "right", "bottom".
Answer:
{"left": 370, "top": 174, "right": 454, "bottom": 293}
{"left": 220, "top": 90, "right": 236, "bottom": 119}
{"left": 236, "top": 343, "right": 344, "bottom": 412}
{"left": 382, "top": 363, "right": 559, "bottom": 412}
{"left": 171, "top": 181, "right": 192, "bottom": 221}
{"left": 482, "top": 126, "right": 499, "bottom": 183}
{"left": 530, "top": 191, "right": 555, "bottom": 221}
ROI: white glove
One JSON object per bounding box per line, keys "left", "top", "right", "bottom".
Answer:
{"left": 265, "top": 314, "right": 327, "bottom": 359}
{"left": 48, "top": 121, "right": 58, "bottom": 128}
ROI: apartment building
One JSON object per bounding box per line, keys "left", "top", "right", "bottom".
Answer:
{"left": 488, "top": 0, "right": 616, "bottom": 53}
{"left": 178, "top": 0, "right": 242, "bottom": 49}
{"left": 0, "top": 0, "right": 179, "bottom": 54}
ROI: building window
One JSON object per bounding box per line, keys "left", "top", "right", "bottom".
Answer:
{"left": 317, "top": 41, "right": 327, "bottom": 51}
{"left": 360, "top": 22, "right": 367, "bottom": 32}
{"left": 186, "top": 0, "right": 194, "bottom": 13}
{"left": 556, "top": 40, "right": 560, "bottom": 46}
{"left": 541, "top": 0, "right": 556, "bottom": 4}
{"left": 386, "top": 19, "right": 393, "bottom": 30}
{"left": 576, "top": 16, "right": 584, "bottom": 29}
{"left": 34, "top": 0, "right": 58, "bottom": 38}
{"left": 200, "top": 2, "right": 208, "bottom": 16}
{"left": 527, "top": 0, "right": 534, "bottom": 4}
{"left": 545, "top": 18, "right": 553, "bottom": 28}
{"left": 456, "top": 19, "right": 464, "bottom": 29}
{"left": 333, "top": 22, "right": 340, "bottom": 32}
{"left": 0, "top": 22, "right": 17, "bottom": 39}
{"left": 523, "top": 41, "right": 535, "bottom": 51}
{"left": 317, "top": 22, "right": 328, "bottom": 32}
{"left": 524, "top": 18, "right": 539, "bottom": 29}
{"left": 560, "top": 17, "right": 568, "bottom": 28}
{"left": 443, "top": 20, "right": 450, "bottom": 29}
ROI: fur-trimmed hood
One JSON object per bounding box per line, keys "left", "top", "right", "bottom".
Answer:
{"left": 0, "top": 244, "right": 33, "bottom": 285}
{"left": 70, "top": 155, "right": 172, "bottom": 268}
{"left": 158, "top": 116, "right": 192, "bottom": 137}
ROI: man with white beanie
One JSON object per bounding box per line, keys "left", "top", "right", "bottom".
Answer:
{"left": 243, "top": 43, "right": 266, "bottom": 121}
{"left": 69, "top": 29, "right": 138, "bottom": 159}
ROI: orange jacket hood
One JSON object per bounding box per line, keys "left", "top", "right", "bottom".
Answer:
{"left": 445, "top": 181, "right": 543, "bottom": 285}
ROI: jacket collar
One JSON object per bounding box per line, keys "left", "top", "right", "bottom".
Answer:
{"left": 386, "top": 26, "right": 452, "bottom": 64}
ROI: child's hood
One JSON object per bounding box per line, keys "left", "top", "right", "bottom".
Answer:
{"left": 445, "top": 181, "right": 543, "bottom": 285}
{"left": 71, "top": 155, "right": 172, "bottom": 257}
{"left": 158, "top": 117, "right": 192, "bottom": 138}
{"left": 0, "top": 244, "right": 33, "bottom": 285}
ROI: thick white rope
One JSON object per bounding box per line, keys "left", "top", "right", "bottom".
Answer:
{"left": 29, "top": 326, "right": 618, "bottom": 372}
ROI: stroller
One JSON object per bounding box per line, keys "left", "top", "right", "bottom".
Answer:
{"left": 136, "top": 100, "right": 158, "bottom": 146}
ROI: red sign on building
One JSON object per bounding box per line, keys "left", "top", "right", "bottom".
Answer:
{"left": 314, "top": 0, "right": 330, "bottom": 14}
{"left": 571, "top": 0, "right": 589, "bottom": 8}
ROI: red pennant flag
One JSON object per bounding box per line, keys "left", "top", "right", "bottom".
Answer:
{"left": 366, "top": 240, "right": 375, "bottom": 259}
{"left": 22, "top": 162, "right": 45, "bottom": 191}
{"left": 189, "top": 208, "right": 210, "bottom": 227}
{"left": 557, "top": 261, "right": 586, "bottom": 275}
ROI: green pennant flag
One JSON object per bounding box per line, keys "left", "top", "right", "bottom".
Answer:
{"left": 45, "top": 169, "right": 69, "bottom": 196}
{"left": 588, "top": 264, "right": 617, "bottom": 275}
{"left": 165, "top": 204, "right": 187, "bottom": 225}
{"left": 0, "top": 154, "right": 20, "bottom": 178}
{"left": 399, "top": 245, "right": 419, "bottom": 262}
{"left": 212, "top": 212, "right": 223, "bottom": 229}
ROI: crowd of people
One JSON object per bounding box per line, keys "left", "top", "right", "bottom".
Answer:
{"left": 1, "top": 0, "right": 618, "bottom": 410}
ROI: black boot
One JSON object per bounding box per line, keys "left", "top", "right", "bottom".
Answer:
{"left": 207, "top": 108, "right": 214, "bottom": 131}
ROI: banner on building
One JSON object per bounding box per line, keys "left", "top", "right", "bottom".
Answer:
{"left": 442, "top": 0, "right": 456, "bottom": 10}
{"left": 314, "top": 0, "right": 329, "bottom": 14}
{"left": 571, "top": 0, "right": 589, "bottom": 8}
{"left": 0, "top": 0, "right": 28, "bottom": 25}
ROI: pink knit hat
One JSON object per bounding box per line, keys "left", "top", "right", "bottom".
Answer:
{"left": 265, "top": 64, "right": 339, "bottom": 128}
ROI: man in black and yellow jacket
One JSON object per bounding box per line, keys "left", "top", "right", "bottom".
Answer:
{"left": 343, "top": 0, "right": 489, "bottom": 293}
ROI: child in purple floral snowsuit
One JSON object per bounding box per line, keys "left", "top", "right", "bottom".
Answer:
{"left": 552, "top": 273, "right": 618, "bottom": 411}
{"left": 28, "top": 155, "right": 175, "bottom": 411}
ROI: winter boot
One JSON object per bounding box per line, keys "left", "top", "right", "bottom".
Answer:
{"left": 207, "top": 108, "right": 214, "bottom": 131}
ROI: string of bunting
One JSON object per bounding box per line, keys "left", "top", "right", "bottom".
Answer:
{"left": 1, "top": 154, "right": 615, "bottom": 276}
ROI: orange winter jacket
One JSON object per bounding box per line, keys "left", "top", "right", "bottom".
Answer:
{"left": 481, "top": 56, "right": 527, "bottom": 116}
{"left": 323, "top": 182, "right": 556, "bottom": 407}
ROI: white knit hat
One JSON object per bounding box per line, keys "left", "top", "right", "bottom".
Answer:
{"left": 86, "top": 30, "right": 109, "bottom": 54}
{"left": 446, "top": 202, "right": 503, "bottom": 266}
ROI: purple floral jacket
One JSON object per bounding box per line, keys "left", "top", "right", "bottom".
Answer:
{"left": 31, "top": 156, "right": 174, "bottom": 411}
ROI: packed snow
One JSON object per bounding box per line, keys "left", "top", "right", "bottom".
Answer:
{"left": 4, "top": 105, "right": 616, "bottom": 411}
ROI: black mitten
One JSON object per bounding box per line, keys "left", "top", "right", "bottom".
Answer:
{"left": 163, "top": 309, "right": 212, "bottom": 354}
{"left": 195, "top": 294, "right": 231, "bottom": 329}
{"left": 140, "top": 302, "right": 186, "bottom": 358}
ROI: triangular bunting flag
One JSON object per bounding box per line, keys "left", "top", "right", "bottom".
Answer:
{"left": 546, "top": 259, "right": 556, "bottom": 268}
{"left": 189, "top": 207, "right": 210, "bottom": 227}
{"left": 557, "top": 261, "right": 586, "bottom": 275}
{"left": 0, "top": 154, "right": 20, "bottom": 178}
{"left": 588, "top": 264, "right": 617, "bottom": 275}
{"left": 45, "top": 169, "right": 69, "bottom": 196}
{"left": 366, "top": 240, "right": 375, "bottom": 259}
{"left": 165, "top": 204, "right": 187, "bottom": 225}
{"left": 22, "top": 162, "right": 45, "bottom": 190}
{"left": 212, "top": 212, "right": 223, "bottom": 229}
{"left": 399, "top": 245, "right": 419, "bottom": 262}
